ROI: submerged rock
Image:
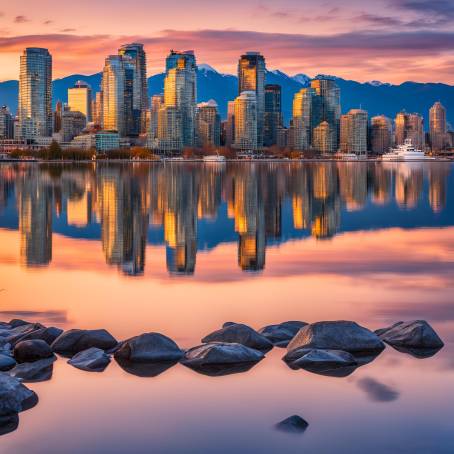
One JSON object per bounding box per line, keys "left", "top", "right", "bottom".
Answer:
{"left": 287, "top": 321, "right": 385, "bottom": 356}
{"left": 259, "top": 321, "right": 307, "bottom": 347}
{"left": 14, "top": 339, "right": 54, "bottom": 363}
{"left": 51, "top": 329, "right": 118, "bottom": 356}
{"left": 0, "top": 373, "right": 38, "bottom": 416}
{"left": 275, "top": 415, "right": 309, "bottom": 434}
{"left": 116, "top": 359, "right": 179, "bottom": 377}
{"left": 8, "top": 357, "right": 56, "bottom": 382}
{"left": 0, "top": 354, "right": 16, "bottom": 372}
{"left": 0, "top": 413, "right": 19, "bottom": 436}
{"left": 114, "top": 333, "right": 183, "bottom": 363}
{"left": 68, "top": 348, "right": 111, "bottom": 372}
{"left": 202, "top": 323, "right": 273, "bottom": 352}
{"left": 375, "top": 321, "right": 444, "bottom": 357}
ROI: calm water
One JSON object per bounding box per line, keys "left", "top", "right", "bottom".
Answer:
{"left": 0, "top": 161, "right": 453, "bottom": 454}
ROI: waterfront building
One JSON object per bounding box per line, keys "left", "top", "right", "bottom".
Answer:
{"left": 339, "top": 109, "right": 368, "bottom": 155}
{"left": 370, "top": 115, "right": 392, "bottom": 154}
{"left": 238, "top": 52, "right": 266, "bottom": 146}
{"left": 234, "top": 91, "right": 258, "bottom": 151}
{"left": 292, "top": 87, "right": 317, "bottom": 150}
{"left": 225, "top": 101, "right": 235, "bottom": 147}
{"left": 264, "top": 84, "right": 282, "bottom": 146}
{"left": 93, "top": 91, "right": 103, "bottom": 126}
{"left": 312, "top": 121, "right": 334, "bottom": 154}
{"left": 61, "top": 110, "right": 86, "bottom": 142}
{"left": 429, "top": 102, "right": 448, "bottom": 152}
{"left": 155, "top": 106, "right": 182, "bottom": 152}
{"left": 195, "top": 100, "right": 220, "bottom": 148}
{"left": 18, "top": 48, "right": 52, "bottom": 139}
{"left": 96, "top": 131, "right": 120, "bottom": 152}
{"left": 0, "top": 106, "right": 14, "bottom": 139}
{"left": 395, "top": 112, "right": 424, "bottom": 149}
{"left": 276, "top": 126, "right": 289, "bottom": 148}
{"left": 68, "top": 81, "right": 92, "bottom": 123}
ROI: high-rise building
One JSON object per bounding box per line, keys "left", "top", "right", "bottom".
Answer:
{"left": 225, "top": 101, "right": 235, "bottom": 146}
{"left": 429, "top": 102, "right": 448, "bottom": 151}
{"left": 292, "top": 87, "right": 317, "bottom": 150}
{"left": 101, "top": 55, "right": 126, "bottom": 135}
{"left": 118, "top": 43, "right": 148, "bottom": 134}
{"left": 68, "top": 81, "right": 92, "bottom": 123}
{"left": 61, "top": 110, "right": 86, "bottom": 142}
{"left": 370, "top": 115, "right": 392, "bottom": 154}
{"left": 395, "top": 112, "right": 424, "bottom": 149}
{"left": 234, "top": 91, "right": 258, "bottom": 151}
{"left": 18, "top": 47, "right": 52, "bottom": 139}
{"left": 164, "top": 50, "right": 197, "bottom": 148}
{"left": 238, "top": 52, "right": 266, "bottom": 147}
{"left": 0, "top": 106, "right": 13, "bottom": 139}
{"left": 149, "top": 94, "right": 164, "bottom": 141}
{"left": 310, "top": 78, "right": 341, "bottom": 153}
{"left": 312, "top": 121, "right": 333, "bottom": 154}
{"left": 93, "top": 91, "right": 103, "bottom": 126}
{"left": 339, "top": 109, "right": 368, "bottom": 155}
{"left": 196, "top": 100, "right": 220, "bottom": 148}
{"left": 264, "top": 84, "right": 282, "bottom": 146}
{"left": 156, "top": 105, "right": 182, "bottom": 152}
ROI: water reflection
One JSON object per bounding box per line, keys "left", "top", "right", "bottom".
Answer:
{"left": 0, "top": 162, "right": 452, "bottom": 275}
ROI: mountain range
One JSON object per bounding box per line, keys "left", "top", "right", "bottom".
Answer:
{"left": 1, "top": 64, "right": 453, "bottom": 127}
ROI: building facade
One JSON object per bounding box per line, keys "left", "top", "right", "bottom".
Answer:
{"left": 429, "top": 102, "right": 448, "bottom": 151}
{"left": 196, "top": 100, "right": 220, "bottom": 148}
{"left": 68, "top": 81, "right": 92, "bottom": 123}
{"left": 395, "top": 112, "right": 424, "bottom": 149}
{"left": 234, "top": 91, "right": 258, "bottom": 151}
{"left": 370, "top": 115, "right": 392, "bottom": 154}
{"left": 339, "top": 109, "right": 368, "bottom": 155}
{"left": 264, "top": 84, "right": 282, "bottom": 147}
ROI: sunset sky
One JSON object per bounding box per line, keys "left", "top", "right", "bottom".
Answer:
{"left": 1, "top": 0, "right": 454, "bottom": 83}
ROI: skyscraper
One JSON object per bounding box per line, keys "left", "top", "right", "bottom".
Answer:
{"left": 118, "top": 43, "right": 148, "bottom": 134}
{"left": 68, "top": 81, "right": 92, "bottom": 123}
{"left": 0, "top": 106, "right": 13, "bottom": 139}
{"left": 238, "top": 52, "right": 266, "bottom": 147}
{"left": 18, "top": 47, "right": 52, "bottom": 139}
{"left": 264, "top": 84, "right": 282, "bottom": 147}
{"left": 312, "top": 121, "right": 333, "bottom": 154}
{"left": 61, "top": 110, "right": 86, "bottom": 142}
{"left": 370, "top": 115, "right": 392, "bottom": 154}
{"left": 429, "top": 102, "right": 448, "bottom": 151}
{"left": 395, "top": 112, "right": 424, "bottom": 149}
{"left": 225, "top": 101, "right": 235, "bottom": 147}
{"left": 339, "top": 109, "right": 368, "bottom": 155}
{"left": 310, "top": 78, "right": 341, "bottom": 153}
{"left": 234, "top": 91, "right": 258, "bottom": 151}
{"left": 196, "top": 100, "right": 220, "bottom": 148}
{"left": 292, "top": 87, "right": 317, "bottom": 150}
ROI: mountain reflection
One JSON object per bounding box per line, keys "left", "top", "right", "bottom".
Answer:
{"left": 0, "top": 162, "right": 451, "bottom": 275}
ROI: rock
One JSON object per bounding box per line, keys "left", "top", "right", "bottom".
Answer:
{"left": 259, "top": 321, "right": 307, "bottom": 347}
{"left": 0, "top": 354, "right": 16, "bottom": 372}
{"left": 181, "top": 342, "right": 265, "bottom": 376}
{"left": 287, "top": 321, "right": 385, "bottom": 356}
{"left": 114, "top": 333, "right": 183, "bottom": 363}
{"left": 202, "top": 323, "right": 273, "bottom": 352}
{"left": 0, "top": 373, "right": 38, "bottom": 416}
{"left": 68, "top": 348, "right": 111, "bottom": 372}
{"left": 116, "top": 359, "right": 178, "bottom": 377}
{"left": 222, "top": 322, "right": 237, "bottom": 328}
{"left": 8, "top": 357, "right": 56, "bottom": 382}
{"left": 0, "top": 413, "right": 19, "bottom": 436}
{"left": 0, "top": 323, "right": 45, "bottom": 348}
{"left": 51, "top": 329, "right": 118, "bottom": 356}
{"left": 8, "top": 319, "right": 32, "bottom": 328}
{"left": 375, "top": 321, "right": 444, "bottom": 356}
{"left": 283, "top": 348, "right": 359, "bottom": 377}
{"left": 14, "top": 327, "right": 63, "bottom": 346}
{"left": 275, "top": 415, "right": 309, "bottom": 434}
{"left": 13, "top": 339, "right": 54, "bottom": 363}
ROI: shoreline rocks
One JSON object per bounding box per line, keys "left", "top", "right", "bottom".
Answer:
{"left": 14, "top": 339, "right": 54, "bottom": 363}
{"left": 51, "top": 329, "right": 118, "bottom": 357}
{"left": 259, "top": 321, "right": 307, "bottom": 347}
{"left": 68, "top": 348, "right": 111, "bottom": 372}
{"left": 275, "top": 415, "right": 309, "bottom": 434}
{"left": 8, "top": 356, "right": 56, "bottom": 382}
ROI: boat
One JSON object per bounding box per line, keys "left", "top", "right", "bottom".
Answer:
{"left": 382, "top": 139, "right": 432, "bottom": 161}
{"left": 203, "top": 153, "right": 226, "bottom": 163}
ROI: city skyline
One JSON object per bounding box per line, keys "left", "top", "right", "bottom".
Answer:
{"left": 1, "top": 1, "right": 454, "bottom": 83}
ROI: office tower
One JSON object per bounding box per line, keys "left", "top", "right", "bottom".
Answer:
{"left": 53, "top": 101, "right": 65, "bottom": 133}
{"left": 429, "top": 102, "right": 448, "bottom": 151}
{"left": 164, "top": 50, "right": 197, "bottom": 148}
{"left": 61, "top": 110, "right": 86, "bottom": 142}
{"left": 310, "top": 78, "right": 341, "bottom": 152}
{"left": 312, "top": 121, "right": 333, "bottom": 154}
{"left": 93, "top": 91, "right": 103, "bottom": 126}
{"left": 101, "top": 55, "right": 126, "bottom": 135}
{"left": 276, "top": 126, "right": 288, "bottom": 148}
{"left": 149, "top": 94, "right": 164, "bottom": 140}
{"left": 156, "top": 105, "right": 182, "bottom": 152}
{"left": 225, "top": 101, "right": 235, "bottom": 146}
{"left": 118, "top": 43, "right": 148, "bottom": 134}
{"left": 264, "top": 84, "right": 282, "bottom": 146}
{"left": 234, "top": 91, "right": 258, "bottom": 151}
{"left": 123, "top": 56, "right": 137, "bottom": 136}
{"left": 370, "top": 115, "right": 392, "bottom": 154}
{"left": 238, "top": 52, "right": 266, "bottom": 146}
{"left": 0, "top": 106, "right": 13, "bottom": 139}
{"left": 68, "top": 81, "right": 92, "bottom": 123}
{"left": 395, "top": 112, "right": 424, "bottom": 149}
{"left": 18, "top": 47, "right": 52, "bottom": 139}
{"left": 292, "top": 87, "right": 317, "bottom": 150}
{"left": 339, "top": 109, "right": 368, "bottom": 155}
{"left": 196, "top": 100, "right": 220, "bottom": 148}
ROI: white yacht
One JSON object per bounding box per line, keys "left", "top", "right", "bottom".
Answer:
{"left": 382, "top": 139, "right": 431, "bottom": 161}
{"left": 203, "top": 153, "right": 226, "bottom": 163}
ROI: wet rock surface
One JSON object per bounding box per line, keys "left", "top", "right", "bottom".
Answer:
{"left": 68, "top": 348, "right": 111, "bottom": 372}
{"left": 259, "top": 321, "right": 307, "bottom": 347}
{"left": 0, "top": 373, "right": 38, "bottom": 416}
{"left": 51, "top": 329, "right": 118, "bottom": 356}
{"left": 275, "top": 415, "right": 309, "bottom": 434}
{"left": 8, "top": 357, "right": 56, "bottom": 382}
{"left": 0, "top": 354, "right": 16, "bottom": 372}
{"left": 14, "top": 339, "right": 54, "bottom": 363}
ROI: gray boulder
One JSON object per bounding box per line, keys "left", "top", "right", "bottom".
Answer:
{"left": 68, "top": 348, "right": 111, "bottom": 372}
{"left": 14, "top": 326, "right": 63, "bottom": 346}
{"left": 51, "top": 329, "right": 118, "bottom": 356}
{"left": 8, "top": 357, "right": 56, "bottom": 382}
{"left": 14, "top": 339, "right": 54, "bottom": 363}
{"left": 202, "top": 323, "right": 273, "bottom": 352}
{"left": 287, "top": 321, "right": 385, "bottom": 355}
{"left": 114, "top": 333, "right": 183, "bottom": 363}
{"left": 0, "top": 373, "right": 38, "bottom": 416}
{"left": 0, "top": 354, "right": 16, "bottom": 372}
{"left": 0, "top": 323, "right": 45, "bottom": 347}
{"left": 275, "top": 415, "right": 309, "bottom": 434}
{"left": 259, "top": 321, "right": 307, "bottom": 347}
{"left": 0, "top": 413, "right": 19, "bottom": 436}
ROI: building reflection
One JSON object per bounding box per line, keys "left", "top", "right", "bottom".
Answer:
{"left": 1, "top": 161, "right": 451, "bottom": 274}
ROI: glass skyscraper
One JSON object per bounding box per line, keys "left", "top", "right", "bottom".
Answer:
{"left": 18, "top": 47, "right": 52, "bottom": 139}
{"left": 264, "top": 84, "right": 282, "bottom": 147}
